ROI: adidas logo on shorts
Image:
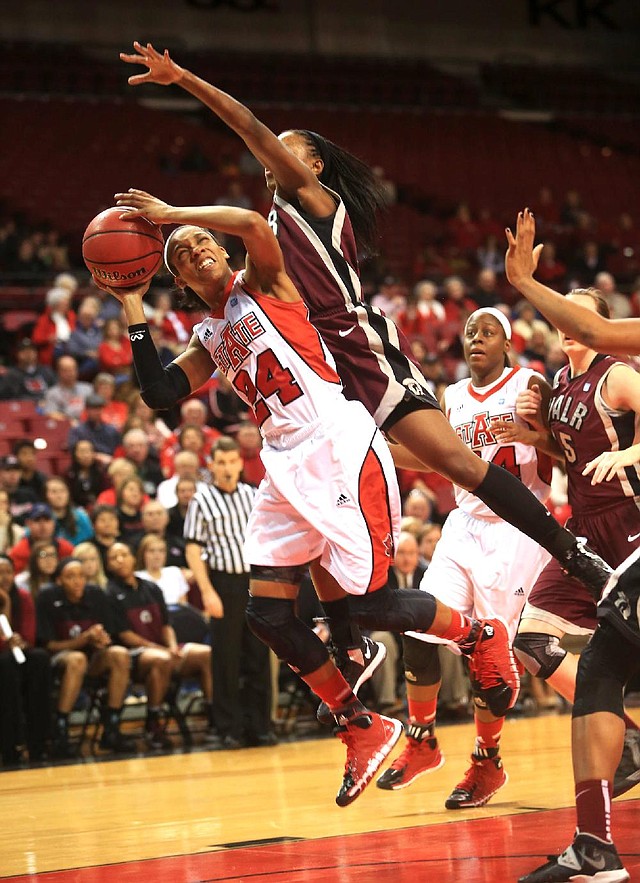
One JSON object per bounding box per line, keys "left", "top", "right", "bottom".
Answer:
{"left": 514, "top": 587, "right": 525, "bottom": 596}
{"left": 336, "top": 493, "right": 350, "bottom": 507}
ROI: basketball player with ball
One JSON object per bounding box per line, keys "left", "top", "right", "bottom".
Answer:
{"left": 82, "top": 206, "right": 164, "bottom": 289}
{"left": 89, "top": 187, "right": 520, "bottom": 807}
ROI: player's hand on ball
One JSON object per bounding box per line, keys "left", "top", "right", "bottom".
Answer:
{"left": 115, "top": 189, "right": 173, "bottom": 224}
{"left": 120, "top": 41, "right": 184, "bottom": 87}
{"left": 93, "top": 277, "right": 152, "bottom": 301}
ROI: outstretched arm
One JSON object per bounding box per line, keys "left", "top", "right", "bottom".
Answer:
{"left": 120, "top": 42, "right": 334, "bottom": 213}
{"left": 505, "top": 208, "right": 640, "bottom": 355}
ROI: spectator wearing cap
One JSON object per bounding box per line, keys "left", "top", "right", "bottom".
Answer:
{"left": 8, "top": 503, "right": 74, "bottom": 575}
{"left": 36, "top": 556, "right": 136, "bottom": 757}
{"left": 42, "top": 355, "right": 92, "bottom": 424}
{"left": 14, "top": 440, "right": 48, "bottom": 504}
{"left": 1, "top": 338, "right": 55, "bottom": 402}
{"left": 66, "top": 296, "right": 103, "bottom": 381}
{"left": 0, "top": 455, "right": 39, "bottom": 524}
{"left": 31, "top": 286, "right": 77, "bottom": 367}
{"left": 67, "top": 393, "right": 121, "bottom": 464}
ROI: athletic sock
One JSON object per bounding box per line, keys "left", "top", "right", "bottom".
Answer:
{"left": 475, "top": 717, "right": 503, "bottom": 754}
{"left": 576, "top": 779, "right": 613, "bottom": 843}
{"left": 407, "top": 697, "right": 437, "bottom": 729}
{"left": 438, "top": 610, "right": 476, "bottom": 644}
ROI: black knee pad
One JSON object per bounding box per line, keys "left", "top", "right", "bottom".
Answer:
{"left": 349, "top": 584, "right": 437, "bottom": 633}
{"left": 572, "top": 622, "right": 638, "bottom": 720}
{"left": 250, "top": 563, "right": 307, "bottom": 585}
{"left": 513, "top": 632, "right": 567, "bottom": 680}
{"left": 402, "top": 634, "right": 441, "bottom": 686}
{"left": 246, "top": 595, "right": 329, "bottom": 676}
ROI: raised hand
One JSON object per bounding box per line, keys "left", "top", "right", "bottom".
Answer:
{"left": 119, "top": 41, "right": 184, "bottom": 87}
{"left": 505, "top": 208, "right": 544, "bottom": 288}
{"left": 114, "top": 189, "right": 173, "bottom": 224}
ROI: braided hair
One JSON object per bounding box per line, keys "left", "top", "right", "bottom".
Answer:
{"left": 291, "top": 130, "right": 388, "bottom": 257}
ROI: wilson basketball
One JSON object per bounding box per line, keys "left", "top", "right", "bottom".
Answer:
{"left": 82, "top": 207, "right": 164, "bottom": 288}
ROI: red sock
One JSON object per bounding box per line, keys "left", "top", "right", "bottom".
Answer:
{"left": 307, "top": 667, "right": 355, "bottom": 712}
{"left": 439, "top": 610, "right": 474, "bottom": 643}
{"left": 475, "top": 717, "right": 503, "bottom": 752}
{"left": 623, "top": 713, "right": 639, "bottom": 732}
{"left": 407, "top": 697, "right": 437, "bottom": 727}
{"left": 575, "top": 779, "right": 613, "bottom": 842}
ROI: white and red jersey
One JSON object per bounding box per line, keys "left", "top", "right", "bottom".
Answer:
{"left": 193, "top": 271, "right": 343, "bottom": 444}
{"left": 444, "top": 365, "right": 553, "bottom": 519}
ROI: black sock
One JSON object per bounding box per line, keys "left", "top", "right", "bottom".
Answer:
{"left": 56, "top": 712, "right": 69, "bottom": 732}
{"left": 102, "top": 706, "right": 122, "bottom": 732}
{"left": 474, "top": 463, "right": 575, "bottom": 560}
{"left": 321, "top": 597, "right": 362, "bottom": 651}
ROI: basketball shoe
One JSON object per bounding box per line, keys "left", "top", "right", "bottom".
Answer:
{"left": 462, "top": 618, "right": 520, "bottom": 718}
{"left": 335, "top": 712, "right": 402, "bottom": 807}
{"left": 518, "top": 833, "right": 629, "bottom": 882}
{"left": 444, "top": 748, "right": 507, "bottom": 809}
{"left": 376, "top": 721, "right": 444, "bottom": 790}
{"left": 317, "top": 636, "right": 387, "bottom": 726}
{"left": 561, "top": 540, "right": 613, "bottom": 602}
{"left": 613, "top": 726, "right": 640, "bottom": 798}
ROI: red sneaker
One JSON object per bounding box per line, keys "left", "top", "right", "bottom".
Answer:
{"left": 335, "top": 713, "right": 402, "bottom": 807}
{"left": 468, "top": 618, "right": 520, "bottom": 718}
{"left": 445, "top": 754, "right": 507, "bottom": 809}
{"left": 376, "top": 722, "right": 444, "bottom": 791}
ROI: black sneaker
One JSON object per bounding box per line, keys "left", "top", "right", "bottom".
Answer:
{"left": 99, "top": 729, "right": 137, "bottom": 754}
{"left": 144, "top": 726, "right": 173, "bottom": 751}
{"left": 561, "top": 540, "right": 613, "bottom": 601}
{"left": 317, "top": 637, "right": 387, "bottom": 726}
{"left": 613, "top": 727, "right": 640, "bottom": 798}
{"left": 518, "top": 833, "right": 629, "bottom": 882}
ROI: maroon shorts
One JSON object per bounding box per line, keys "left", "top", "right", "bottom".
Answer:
{"left": 526, "top": 498, "right": 640, "bottom": 631}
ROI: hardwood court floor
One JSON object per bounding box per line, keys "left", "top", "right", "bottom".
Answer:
{"left": 2, "top": 711, "right": 639, "bottom": 882}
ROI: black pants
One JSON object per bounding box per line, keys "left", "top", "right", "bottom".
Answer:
{"left": 209, "top": 571, "right": 272, "bottom": 741}
{"left": 0, "top": 647, "right": 52, "bottom": 763}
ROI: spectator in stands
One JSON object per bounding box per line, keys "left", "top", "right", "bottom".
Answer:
{"left": 155, "top": 450, "right": 206, "bottom": 509}
{"left": 148, "top": 290, "right": 192, "bottom": 355}
{"left": 37, "top": 557, "right": 136, "bottom": 757}
{"left": 160, "top": 399, "right": 220, "bottom": 477}
{"left": 115, "top": 475, "right": 146, "bottom": 549}
{"left": 234, "top": 420, "right": 265, "bottom": 487}
{"left": 65, "top": 440, "right": 109, "bottom": 511}
{"left": 535, "top": 241, "right": 567, "bottom": 288}
{"left": 569, "top": 240, "right": 607, "bottom": 287}
{"left": 42, "top": 355, "right": 92, "bottom": 424}
{"left": 511, "top": 300, "right": 552, "bottom": 354}
{"left": 121, "top": 428, "right": 163, "bottom": 497}
{"left": 0, "top": 488, "right": 24, "bottom": 554}
{"left": 0, "top": 554, "right": 51, "bottom": 765}
{"left": 92, "top": 373, "right": 128, "bottom": 432}
{"left": 0, "top": 455, "right": 38, "bottom": 524}
{"left": 2, "top": 337, "right": 55, "bottom": 402}
{"left": 14, "top": 540, "right": 58, "bottom": 598}
{"left": 105, "top": 541, "right": 182, "bottom": 750}
{"left": 14, "top": 440, "right": 47, "bottom": 503}
{"left": 402, "top": 488, "right": 436, "bottom": 524}
{"left": 73, "top": 541, "right": 108, "bottom": 590}
{"left": 370, "top": 275, "right": 406, "bottom": 321}
{"left": 13, "top": 235, "right": 46, "bottom": 284}
{"left": 44, "top": 476, "right": 93, "bottom": 546}
{"left": 95, "top": 457, "right": 139, "bottom": 508}
{"left": 67, "top": 393, "right": 121, "bottom": 463}
{"left": 595, "top": 270, "right": 631, "bottom": 319}
{"left": 560, "top": 188, "right": 587, "bottom": 229}
{"left": 123, "top": 394, "right": 172, "bottom": 454}
{"left": 520, "top": 327, "right": 551, "bottom": 370}
{"left": 441, "top": 275, "right": 478, "bottom": 325}
{"left": 38, "top": 229, "right": 70, "bottom": 274}
{"left": 32, "top": 286, "right": 77, "bottom": 367}
{"left": 476, "top": 234, "right": 505, "bottom": 277}
{"left": 140, "top": 499, "right": 188, "bottom": 570}
{"left": 89, "top": 504, "right": 121, "bottom": 569}
{"left": 8, "top": 503, "right": 74, "bottom": 575}
{"left": 135, "top": 533, "right": 190, "bottom": 607}
{"left": 66, "top": 296, "right": 102, "bottom": 380}
{"left": 471, "top": 268, "right": 501, "bottom": 309}
{"left": 414, "top": 279, "right": 445, "bottom": 322}
{"left": 446, "top": 202, "right": 482, "bottom": 254}
{"left": 97, "top": 316, "right": 132, "bottom": 386}
{"left": 167, "top": 477, "right": 197, "bottom": 539}
{"left": 419, "top": 522, "right": 443, "bottom": 567}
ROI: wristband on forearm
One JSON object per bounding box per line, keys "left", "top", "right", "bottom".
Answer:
{"left": 128, "top": 323, "right": 192, "bottom": 409}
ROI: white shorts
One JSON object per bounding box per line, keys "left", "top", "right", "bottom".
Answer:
{"left": 243, "top": 399, "right": 401, "bottom": 595}
{"left": 406, "top": 507, "right": 551, "bottom": 648}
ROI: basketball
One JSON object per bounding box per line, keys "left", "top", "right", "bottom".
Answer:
{"left": 82, "top": 207, "right": 164, "bottom": 288}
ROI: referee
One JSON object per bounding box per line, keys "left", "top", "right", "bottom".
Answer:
{"left": 184, "top": 435, "right": 273, "bottom": 749}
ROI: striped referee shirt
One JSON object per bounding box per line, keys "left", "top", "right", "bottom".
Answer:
{"left": 183, "top": 482, "right": 256, "bottom": 575}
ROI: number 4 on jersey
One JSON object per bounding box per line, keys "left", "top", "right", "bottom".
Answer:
{"left": 233, "top": 348, "right": 303, "bottom": 425}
